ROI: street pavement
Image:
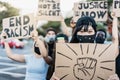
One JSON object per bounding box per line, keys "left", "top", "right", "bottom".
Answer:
{"left": 0, "top": 40, "right": 33, "bottom": 80}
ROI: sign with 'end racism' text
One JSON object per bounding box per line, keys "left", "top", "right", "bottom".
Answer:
{"left": 2, "top": 14, "right": 35, "bottom": 39}
{"left": 73, "top": 1, "right": 108, "bottom": 22}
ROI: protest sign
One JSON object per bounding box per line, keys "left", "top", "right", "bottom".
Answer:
{"left": 37, "top": 0, "right": 61, "bottom": 21}
{"left": 55, "top": 43, "right": 115, "bottom": 80}
{"left": 2, "top": 14, "right": 35, "bottom": 39}
{"left": 73, "top": 1, "right": 108, "bottom": 22}
{"left": 113, "top": 0, "right": 120, "bottom": 17}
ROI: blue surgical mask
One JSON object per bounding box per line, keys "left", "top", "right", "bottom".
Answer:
{"left": 45, "top": 35, "right": 56, "bottom": 43}
{"left": 95, "top": 32, "right": 106, "bottom": 44}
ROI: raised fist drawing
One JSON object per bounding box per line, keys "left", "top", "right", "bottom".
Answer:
{"left": 73, "top": 57, "right": 97, "bottom": 80}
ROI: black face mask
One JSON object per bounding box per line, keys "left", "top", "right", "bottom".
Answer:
{"left": 95, "top": 36, "right": 105, "bottom": 44}
{"left": 34, "top": 42, "right": 41, "bottom": 55}
{"left": 95, "top": 31, "right": 106, "bottom": 44}
{"left": 76, "top": 35, "right": 95, "bottom": 43}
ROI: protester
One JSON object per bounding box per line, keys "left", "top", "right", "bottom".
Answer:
{"left": 107, "top": 13, "right": 120, "bottom": 78}
{"left": 44, "top": 28, "right": 57, "bottom": 80}
{"left": 51, "top": 13, "right": 119, "bottom": 80}
{"left": 44, "top": 28, "right": 57, "bottom": 57}
{"left": 1, "top": 30, "right": 52, "bottom": 80}
{"left": 70, "top": 16, "right": 97, "bottom": 43}
{"left": 95, "top": 29, "right": 107, "bottom": 44}
{"left": 61, "top": 16, "right": 76, "bottom": 41}
{"left": 55, "top": 33, "right": 68, "bottom": 43}
{"left": 50, "top": 33, "right": 68, "bottom": 80}
{"left": 51, "top": 16, "right": 97, "bottom": 80}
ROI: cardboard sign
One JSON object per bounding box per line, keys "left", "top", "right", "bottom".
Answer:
{"left": 37, "top": 0, "right": 61, "bottom": 21}
{"left": 113, "top": 0, "right": 120, "bottom": 17}
{"left": 55, "top": 43, "right": 115, "bottom": 80}
{"left": 73, "top": 1, "right": 108, "bottom": 22}
{"left": 2, "top": 14, "right": 35, "bottom": 39}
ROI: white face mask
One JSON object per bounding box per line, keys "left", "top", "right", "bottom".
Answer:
{"left": 45, "top": 35, "right": 56, "bottom": 43}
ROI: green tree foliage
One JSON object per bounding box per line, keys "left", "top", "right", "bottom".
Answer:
{"left": 96, "top": 22, "right": 106, "bottom": 31}
{"left": 0, "top": 1, "right": 19, "bottom": 31}
{"left": 37, "top": 21, "right": 61, "bottom": 36}
{"left": 38, "top": 0, "right": 114, "bottom": 36}
{"left": 64, "top": 17, "right": 72, "bottom": 27}
{"left": 37, "top": 17, "right": 73, "bottom": 36}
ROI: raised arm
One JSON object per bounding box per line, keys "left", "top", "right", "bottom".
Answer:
{"left": 36, "top": 38, "right": 52, "bottom": 64}
{"left": 60, "top": 16, "right": 71, "bottom": 37}
{"left": 112, "top": 13, "right": 118, "bottom": 44}
{"left": 112, "top": 12, "right": 119, "bottom": 56}
{"left": 1, "top": 33, "right": 25, "bottom": 63}
{"left": 4, "top": 41, "right": 25, "bottom": 63}
{"left": 31, "top": 30, "right": 52, "bottom": 65}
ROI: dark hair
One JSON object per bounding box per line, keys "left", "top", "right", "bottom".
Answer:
{"left": 97, "top": 29, "right": 107, "bottom": 38}
{"left": 55, "top": 33, "right": 68, "bottom": 42}
{"left": 46, "top": 27, "right": 57, "bottom": 34}
{"left": 70, "top": 16, "right": 97, "bottom": 43}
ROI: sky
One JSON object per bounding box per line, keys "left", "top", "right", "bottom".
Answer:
{"left": 0, "top": 0, "right": 80, "bottom": 18}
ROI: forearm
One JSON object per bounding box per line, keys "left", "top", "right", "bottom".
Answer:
{"left": 112, "top": 14, "right": 119, "bottom": 57}
{"left": 61, "top": 21, "right": 70, "bottom": 36}
{"left": 4, "top": 42, "right": 13, "bottom": 58}
{"left": 4, "top": 42, "right": 25, "bottom": 62}
{"left": 35, "top": 38, "right": 52, "bottom": 64}
{"left": 44, "top": 56, "right": 53, "bottom": 65}
{"left": 112, "top": 16, "right": 118, "bottom": 44}
{"left": 36, "top": 38, "right": 48, "bottom": 57}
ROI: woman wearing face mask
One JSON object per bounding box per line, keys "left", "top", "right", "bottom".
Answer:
{"left": 44, "top": 28, "right": 57, "bottom": 80}
{"left": 45, "top": 28, "right": 56, "bottom": 44}
{"left": 44, "top": 28, "right": 57, "bottom": 57}
{"left": 1, "top": 30, "right": 52, "bottom": 80}
{"left": 50, "top": 16, "right": 97, "bottom": 80}
{"left": 51, "top": 13, "right": 119, "bottom": 80}
{"left": 70, "top": 16, "right": 97, "bottom": 43}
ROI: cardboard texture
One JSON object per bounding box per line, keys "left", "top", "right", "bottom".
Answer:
{"left": 55, "top": 43, "right": 115, "bottom": 80}
{"left": 73, "top": 1, "right": 108, "bottom": 22}
{"left": 2, "top": 14, "right": 35, "bottom": 39}
{"left": 113, "top": 0, "right": 120, "bottom": 17}
{"left": 37, "top": 0, "right": 61, "bottom": 21}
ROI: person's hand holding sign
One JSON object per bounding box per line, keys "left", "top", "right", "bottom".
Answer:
{"left": 73, "top": 57, "right": 97, "bottom": 80}
{"left": 0, "top": 32, "right": 8, "bottom": 42}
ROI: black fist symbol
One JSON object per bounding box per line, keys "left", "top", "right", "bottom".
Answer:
{"left": 73, "top": 57, "right": 97, "bottom": 80}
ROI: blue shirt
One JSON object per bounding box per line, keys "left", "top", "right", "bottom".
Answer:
{"left": 24, "top": 55, "right": 49, "bottom": 80}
